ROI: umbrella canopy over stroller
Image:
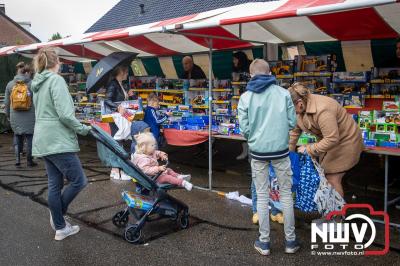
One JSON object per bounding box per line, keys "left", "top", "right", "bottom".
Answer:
{"left": 86, "top": 52, "right": 137, "bottom": 94}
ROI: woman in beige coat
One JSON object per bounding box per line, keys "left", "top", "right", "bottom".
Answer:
{"left": 288, "top": 83, "right": 364, "bottom": 197}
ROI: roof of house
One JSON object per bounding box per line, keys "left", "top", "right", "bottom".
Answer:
{"left": 86, "top": 0, "right": 274, "bottom": 33}
{"left": 0, "top": 11, "right": 40, "bottom": 45}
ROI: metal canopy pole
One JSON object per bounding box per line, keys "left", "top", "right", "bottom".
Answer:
{"left": 208, "top": 38, "right": 213, "bottom": 191}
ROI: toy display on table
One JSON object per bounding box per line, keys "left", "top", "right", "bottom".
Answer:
{"left": 296, "top": 77, "right": 330, "bottom": 95}
{"left": 294, "top": 55, "right": 334, "bottom": 95}
{"left": 343, "top": 93, "right": 365, "bottom": 108}
{"left": 331, "top": 72, "right": 368, "bottom": 95}
{"left": 71, "top": 90, "right": 103, "bottom": 123}
{"left": 231, "top": 81, "right": 247, "bottom": 96}
{"left": 129, "top": 76, "right": 157, "bottom": 103}
{"left": 358, "top": 106, "right": 400, "bottom": 148}
{"left": 130, "top": 76, "right": 157, "bottom": 90}
{"left": 382, "top": 99, "right": 400, "bottom": 111}
{"left": 157, "top": 79, "right": 180, "bottom": 90}
{"left": 74, "top": 104, "right": 101, "bottom": 123}
{"left": 295, "top": 55, "right": 336, "bottom": 74}
{"left": 269, "top": 60, "right": 294, "bottom": 88}
{"left": 163, "top": 114, "right": 212, "bottom": 131}
{"left": 370, "top": 67, "right": 400, "bottom": 96}
{"left": 158, "top": 92, "right": 184, "bottom": 106}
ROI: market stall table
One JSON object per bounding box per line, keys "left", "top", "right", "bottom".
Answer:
{"left": 364, "top": 147, "right": 400, "bottom": 228}
{"left": 163, "top": 128, "right": 210, "bottom": 146}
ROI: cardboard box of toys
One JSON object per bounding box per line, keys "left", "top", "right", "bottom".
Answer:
{"left": 269, "top": 60, "right": 295, "bottom": 78}
{"left": 358, "top": 111, "right": 373, "bottom": 130}
{"left": 295, "top": 55, "right": 335, "bottom": 74}
{"left": 382, "top": 101, "right": 400, "bottom": 112}
{"left": 343, "top": 93, "right": 364, "bottom": 108}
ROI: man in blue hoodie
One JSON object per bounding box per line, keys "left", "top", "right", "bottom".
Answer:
{"left": 238, "top": 59, "right": 299, "bottom": 255}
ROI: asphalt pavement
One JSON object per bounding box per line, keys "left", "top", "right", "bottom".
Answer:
{"left": 1, "top": 133, "right": 400, "bottom": 266}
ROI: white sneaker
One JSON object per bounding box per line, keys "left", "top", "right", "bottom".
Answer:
{"left": 54, "top": 224, "right": 80, "bottom": 241}
{"left": 110, "top": 169, "right": 120, "bottom": 180}
{"left": 182, "top": 180, "right": 193, "bottom": 191}
{"left": 178, "top": 174, "right": 191, "bottom": 181}
{"left": 120, "top": 170, "right": 132, "bottom": 181}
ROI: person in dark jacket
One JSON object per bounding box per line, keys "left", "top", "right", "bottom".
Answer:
{"left": 105, "top": 65, "right": 130, "bottom": 133}
{"left": 233, "top": 51, "right": 252, "bottom": 74}
{"left": 4, "top": 62, "right": 37, "bottom": 167}
{"left": 182, "top": 56, "right": 206, "bottom": 79}
{"left": 144, "top": 93, "right": 171, "bottom": 146}
{"left": 104, "top": 65, "right": 133, "bottom": 180}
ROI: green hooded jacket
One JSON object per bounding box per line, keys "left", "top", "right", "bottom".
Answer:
{"left": 238, "top": 74, "right": 297, "bottom": 160}
{"left": 31, "top": 70, "right": 90, "bottom": 157}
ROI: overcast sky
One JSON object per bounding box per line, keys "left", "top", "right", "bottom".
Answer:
{"left": 2, "top": 0, "right": 120, "bottom": 41}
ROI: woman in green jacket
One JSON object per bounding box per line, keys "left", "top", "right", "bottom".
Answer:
{"left": 31, "top": 48, "right": 91, "bottom": 241}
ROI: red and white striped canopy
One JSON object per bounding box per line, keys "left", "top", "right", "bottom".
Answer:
{"left": 1, "top": 0, "right": 399, "bottom": 61}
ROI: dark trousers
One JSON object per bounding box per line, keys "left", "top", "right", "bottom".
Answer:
{"left": 15, "top": 134, "right": 33, "bottom": 160}
{"left": 44, "top": 153, "right": 87, "bottom": 230}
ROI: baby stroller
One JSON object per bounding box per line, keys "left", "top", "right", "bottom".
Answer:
{"left": 90, "top": 125, "right": 189, "bottom": 244}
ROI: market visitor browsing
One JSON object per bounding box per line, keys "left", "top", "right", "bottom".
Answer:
{"left": 238, "top": 59, "right": 299, "bottom": 256}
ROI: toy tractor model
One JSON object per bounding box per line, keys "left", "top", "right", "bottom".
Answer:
{"left": 172, "top": 95, "right": 183, "bottom": 104}
{"left": 192, "top": 95, "right": 205, "bottom": 105}
{"left": 301, "top": 58, "right": 327, "bottom": 72}
{"left": 271, "top": 62, "right": 290, "bottom": 76}
{"left": 342, "top": 86, "right": 354, "bottom": 94}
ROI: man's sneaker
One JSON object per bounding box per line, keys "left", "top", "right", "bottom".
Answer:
{"left": 252, "top": 213, "right": 259, "bottom": 225}
{"left": 55, "top": 224, "right": 80, "bottom": 241}
{"left": 285, "top": 240, "right": 300, "bottom": 254}
{"left": 178, "top": 174, "right": 191, "bottom": 181}
{"left": 182, "top": 180, "right": 193, "bottom": 191}
{"left": 254, "top": 240, "right": 270, "bottom": 256}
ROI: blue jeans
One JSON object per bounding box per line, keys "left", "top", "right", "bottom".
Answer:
{"left": 44, "top": 153, "right": 87, "bottom": 230}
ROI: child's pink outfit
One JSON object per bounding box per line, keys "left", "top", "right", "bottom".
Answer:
{"left": 132, "top": 151, "right": 182, "bottom": 186}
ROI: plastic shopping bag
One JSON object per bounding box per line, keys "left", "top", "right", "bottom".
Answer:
{"left": 111, "top": 113, "right": 132, "bottom": 141}
{"left": 295, "top": 153, "right": 320, "bottom": 212}
{"left": 312, "top": 157, "right": 346, "bottom": 217}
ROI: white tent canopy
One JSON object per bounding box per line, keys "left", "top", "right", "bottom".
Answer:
{"left": 1, "top": 0, "right": 399, "bottom": 61}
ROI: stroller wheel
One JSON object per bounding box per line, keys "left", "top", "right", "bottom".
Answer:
{"left": 124, "top": 225, "right": 142, "bottom": 244}
{"left": 177, "top": 210, "right": 189, "bottom": 229}
{"left": 112, "top": 210, "right": 129, "bottom": 228}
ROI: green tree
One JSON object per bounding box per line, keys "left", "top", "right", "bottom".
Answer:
{"left": 49, "top": 32, "right": 62, "bottom": 41}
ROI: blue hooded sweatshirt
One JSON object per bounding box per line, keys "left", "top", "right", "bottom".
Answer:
{"left": 238, "top": 74, "right": 297, "bottom": 160}
{"left": 246, "top": 74, "right": 277, "bottom": 93}
{"left": 143, "top": 106, "right": 168, "bottom": 144}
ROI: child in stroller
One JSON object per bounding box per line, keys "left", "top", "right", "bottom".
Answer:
{"left": 90, "top": 124, "right": 190, "bottom": 243}
{"left": 132, "top": 132, "right": 193, "bottom": 191}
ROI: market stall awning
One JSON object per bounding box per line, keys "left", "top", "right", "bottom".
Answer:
{"left": 0, "top": 0, "right": 399, "bottom": 61}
